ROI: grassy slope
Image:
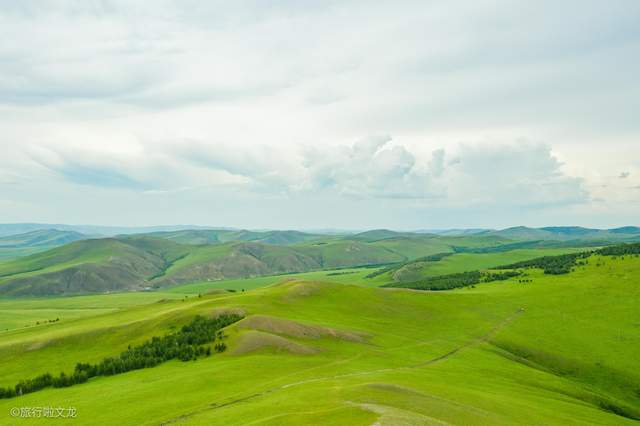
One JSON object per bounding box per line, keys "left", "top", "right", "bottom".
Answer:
{"left": 0, "top": 233, "right": 481, "bottom": 295}
{"left": 0, "top": 292, "right": 190, "bottom": 332}
{"left": 0, "top": 246, "right": 58, "bottom": 261}
{"left": 0, "top": 239, "right": 130, "bottom": 279}
{"left": 164, "top": 267, "right": 382, "bottom": 294}
{"left": 0, "top": 255, "right": 637, "bottom": 424}
{"left": 380, "top": 247, "right": 587, "bottom": 283}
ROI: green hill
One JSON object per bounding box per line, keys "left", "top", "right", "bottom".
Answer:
{"left": 0, "top": 237, "right": 191, "bottom": 296}
{"left": 374, "top": 247, "right": 587, "bottom": 284}
{"left": 0, "top": 237, "right": 411, "bottom": 296}
{"left": 144, "top": 229, "right": 323, "bottom": 245}
{"left": 2, "top": 229, "right": 633, "bottom": 297}
{"left": 0, "top": 247, "right": 637, "bottom": 424}
{"left": 0, "top": 232, "right": 517, "bottom": 296}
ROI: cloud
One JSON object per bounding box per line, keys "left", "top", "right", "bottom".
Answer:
{"left": 20, "top": 137, "right": 588, "bottom": 211}
{"left": 300, "top": 136, "right": 444, "bottom": 199}
{"left": 28, "top": 145, "right": 151, "bottom": 189}
{"left": 444, "top": 143, "right": 588, "bottom": 207}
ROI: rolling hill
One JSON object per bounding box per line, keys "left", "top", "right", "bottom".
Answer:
{"left": 1, "top": 227, "right": 638, "bottom": 297}
{"left": 0, "top": 231, "right": 524, "bottom": 296}
{"left": 0, "top": 247, "right": 637, "bottom": 424}
{"left": 0, "top": 236, "right": 427, "bottom": 296}
{"left": 373, "top": 247, "right": 588, "bottom": 284}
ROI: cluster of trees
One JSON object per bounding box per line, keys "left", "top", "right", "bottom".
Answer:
{"left": 497, "top": 252, "right": 591, "bottom": 275}
{"left": 597, "top": 243, "right": 640, "bottom": 256}
{"left": 483, "top": 271, "right": 522, "bottom": 282}
{"left": 384, "top": 270, "right": 521, "bottom": 291}
{"left": 497, "top": 242, "right": 640, "bottom": 275}
{"left": 0, "top": 313, "right": 242, "bottom": 399}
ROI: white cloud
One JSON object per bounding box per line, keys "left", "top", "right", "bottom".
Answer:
{"left": 300, "top": 136, "right": 444, "bottom": 199}
{"left": 444, "top": 143, "right": 588, "bottom": 207}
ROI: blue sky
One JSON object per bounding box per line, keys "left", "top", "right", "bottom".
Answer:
{"left": 1, "top": 0, "right": 639, "bottom": 229}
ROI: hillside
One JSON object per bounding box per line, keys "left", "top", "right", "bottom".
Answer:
{"left": 0, "top": 250, "right": 638, "bottom": 424}
{"left": 373, "top": 247, "right": 587, "bottom": 284}
{"left": 0, "top": 232, "right": 517, "bottom": 296}
{"left": 1, "top": 228, "right": 636, "bottom": 297}
{"left": 0, "top": 237, "right": 192, "bottom": 296}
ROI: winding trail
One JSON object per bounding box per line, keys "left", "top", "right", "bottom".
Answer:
{"left": 159, "top": 308, "right": 524, "bottom": 425}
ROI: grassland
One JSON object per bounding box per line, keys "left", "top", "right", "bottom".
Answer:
{"left": 165, "top": 267, "right": 383, "bottom": 294}
{"left": 0, "top": 250, "right": 637, "bottom": 424}
{"left": 378, "top": 247, "right": 588, "bottom": 283}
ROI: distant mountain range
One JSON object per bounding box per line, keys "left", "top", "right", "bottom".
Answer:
{"left": 0, "top": 223, "right": 229, "bottom": 238}
{"left": 0, "top": 229, "right": 87, "bottom": 248}
{"left": 422, "top": 226, "right": 640, "bottom": 240}
{"left": 1, "top": 223, "right": 638, "bottom": 241}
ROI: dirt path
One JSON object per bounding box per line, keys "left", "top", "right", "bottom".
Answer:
{"left": 159, "top": 308, "right": 524, "bottom": 425}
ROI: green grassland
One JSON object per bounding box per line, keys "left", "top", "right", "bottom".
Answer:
{"left": 165, "top": 267, "right": 383, "bottom": 294}
{"left": 0, "top": 292, "right": 190, "bottom": 332}
{"left": 378, "top": 247, "right": 588, "bottom": 283}
{"left": 0, "top": 251, "right": 638, "bottom": 424}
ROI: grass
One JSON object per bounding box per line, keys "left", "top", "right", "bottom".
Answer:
{"left": 0, "top": 252, "right": 638, "bottom": 424}
{"left": 165, "top": 267, "right": 383, "bottom": 294}
{"left": 0, "top": 246, "right": 57, "bottom": 261}
{"left": 382, "top": 247, "right": 588, "bottom": 283}
{"left": 0, "top": 292, "right": 190, "bottom": 332}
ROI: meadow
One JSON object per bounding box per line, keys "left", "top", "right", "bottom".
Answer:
{"left": 0, "top": 250, "right": 637, "bottom": 424}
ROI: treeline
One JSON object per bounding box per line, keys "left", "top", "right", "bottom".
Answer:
{"left": 0, "top": 313, "right": 242, "bottom": 399}
{"left": 365, "top": 252, "right": 453, "bottom": 279}
{"left": 597, "top": 243, "right": 640, "bottom": 256}
{"left": 496, "top": 252, "right": 590, "bottom": 275}
{"left": 383, "top": 270, "right": 521, "bottom": 291}
{"left": 496, "top": 242, "right": 640, "bottom": 275}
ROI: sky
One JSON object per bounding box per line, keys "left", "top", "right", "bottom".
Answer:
{"left": 1, "top": 0, "right": 639, "bottom": 230}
